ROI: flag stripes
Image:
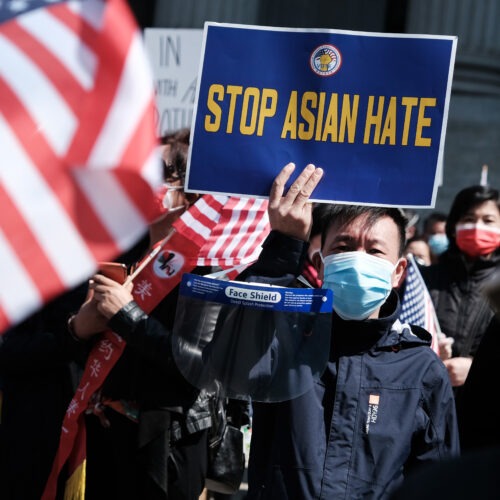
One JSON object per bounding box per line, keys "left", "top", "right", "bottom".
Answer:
{"left": 0, "top": 227, "right": 45, "bottom": 325}
{"left": 173, "top": 195, "right": 229, "bottom": 249}
{"left": 197, "top": 197, "right": 270, "bottom": 268}
{"left": 399, "top": 253, "right": 440, "bottom": 353}
{"left": 0, "top": 116, "right": 97, "bottom": 281}
{"left": 19, "top": 8, "right": 98, "bottom": 91}
{"left": 0, "top": 0, "right": 162, "bottom": 334}
{"left": 0, "top": 31, "right": 78, "bottom": 153}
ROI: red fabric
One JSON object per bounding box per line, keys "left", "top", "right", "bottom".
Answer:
{"left": 42, "top": 330, "right": 126, "bottom": 500}
{"left": 301, "top": 259, "right": 322, "bottom": 288}
{"left": 0, "top": 0, "right": 160, "bottom": 334}
{"left": 456, "top": 224, "right": 500, "bottom": 257}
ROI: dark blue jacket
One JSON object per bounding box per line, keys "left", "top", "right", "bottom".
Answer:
{"left": 243, "top": 232, "right": 460, "bottom": 500}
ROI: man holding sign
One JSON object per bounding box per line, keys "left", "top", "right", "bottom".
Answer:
{"left": 235, "top": 163, "right": 459, "bottom": 499}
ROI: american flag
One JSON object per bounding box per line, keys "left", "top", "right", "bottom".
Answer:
{"left": 0, "top": 0, "right": 162, "bottom": 334}
{"left": 399, "top": 253, "right": 440, "bottom": 354}
{"left": 196, "top": 196, "right": 270, "bottom": 268}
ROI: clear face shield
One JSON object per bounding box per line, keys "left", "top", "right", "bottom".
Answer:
{"left": 171, "top": 274, "right": 333, "bottom": 402}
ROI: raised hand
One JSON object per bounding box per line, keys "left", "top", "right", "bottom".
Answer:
{"left": 268, "top": 163, "right": 324, "bottom": 241}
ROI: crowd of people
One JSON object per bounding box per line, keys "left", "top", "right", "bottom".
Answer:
{"left": 1, "top": 127, "right": 500, "bottom": 499}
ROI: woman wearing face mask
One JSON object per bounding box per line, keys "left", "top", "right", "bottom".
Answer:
{"left": 421, "top": 185, "right": 500, "bottom": 391}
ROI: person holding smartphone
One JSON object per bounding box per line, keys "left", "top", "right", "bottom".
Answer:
{"left": 66, "top": 128, "right": 249, "bottom": 500}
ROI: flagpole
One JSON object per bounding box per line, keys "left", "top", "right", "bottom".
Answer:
{"left": 480, "top": 164, "right": 488, "bottom": 186}
{"left": 124, "top": 228, "right": 176, "bottom": 286}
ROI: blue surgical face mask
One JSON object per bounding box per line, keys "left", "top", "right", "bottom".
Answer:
{"left": 321, "top": 251, "right": 396, "bottom": 320}
{"left": 427, "top": 233, "right": 449, "bottom": 256}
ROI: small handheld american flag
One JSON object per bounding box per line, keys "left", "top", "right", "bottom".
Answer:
{"left": 399, "top": 253, "right": 441, "bottom": 354}
{"left": 196, "top": 196, "right": 270, "bottom": 269}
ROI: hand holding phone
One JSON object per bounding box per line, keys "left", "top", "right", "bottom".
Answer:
{"left": 97, "top": 262, "right": 128, "bottom": 284}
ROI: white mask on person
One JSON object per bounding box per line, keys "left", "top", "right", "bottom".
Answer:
{"left": 152, "top": 184, "right": 185, "bottom": 222}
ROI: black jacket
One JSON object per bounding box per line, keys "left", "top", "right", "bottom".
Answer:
{"left": 241, "top": 232, "right": 459, "bottom": 499}
{"left": 455, "top": 314, "right": 500, "bottom": 451}
{"left": 420, "top": 250, "right": 500, "bottom": 358}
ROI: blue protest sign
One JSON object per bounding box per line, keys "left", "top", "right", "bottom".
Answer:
{"left": 186, "top": 23, "right": 457, "bottom": 208}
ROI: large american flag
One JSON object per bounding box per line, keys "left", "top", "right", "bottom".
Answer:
{"left": 0, "top": 0, "right": 162, "bottom": 333}
{"left": 399, "top": 253, "right": 440, "bottom": 354}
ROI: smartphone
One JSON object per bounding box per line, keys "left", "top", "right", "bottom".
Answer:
{"left": 98, "top": 262, "right": 128, "bottom": 284}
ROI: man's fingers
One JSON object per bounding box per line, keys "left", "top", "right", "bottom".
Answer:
{"left": 269, "top": 162, "right": 296, "bottom": 207}
{"left": 270, "top": 163, "right": 324, "bottom": 208}
{"left": 301, "top": 166, "right": 324, "bottom": 201}
{"left": 267, "top": 162, "right": 324, "bottom": 239}
{"left": 283, "top": 164, "right": 323, "bottom": 206}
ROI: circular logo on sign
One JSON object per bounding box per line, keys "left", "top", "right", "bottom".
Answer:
{"left": 153, "top": 249, "right": 184, "bottom": 279}
{"left": 310, "top": 44, "right": 342, "bottom": 77}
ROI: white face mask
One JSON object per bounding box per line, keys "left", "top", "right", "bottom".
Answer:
{"left": 152, "top": 184, "right": 186, "bottom": 223}
{"left": 161, "top": 184, "right": 185, "bottom": 213}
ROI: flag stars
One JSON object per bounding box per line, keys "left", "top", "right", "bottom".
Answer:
{"left": 5, "top": 0, "right": 30, "bottom": 12}
{"left": 3, "top": 0, "right": 60, "bottom": 10}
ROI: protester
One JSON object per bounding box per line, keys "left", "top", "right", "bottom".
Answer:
{"left": 421, "top": 185, "right": 500, "bottom": 389}
{"left": 65, "top": 128, "right": 248, "bottom": 499}
{"left": 422, "top": 211, "right": 448, "bottom": 263}
{"left": 404, "top": 235, "right": 432, "bottom": 266}
{"left": 238, "top": 163, "right": 459, "bottom": 499}
{"left": 0, "top": 284, "right": 88, "bottom": 500}
{"left": 393, "top": 303, "right": 500, "bottom": 500}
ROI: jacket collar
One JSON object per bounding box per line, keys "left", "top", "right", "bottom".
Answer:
{"left": 440, "top": 249, "right": 500, "bottom": 274}
{"left": 330, "top": 290, "right": 429, "bottom": 356}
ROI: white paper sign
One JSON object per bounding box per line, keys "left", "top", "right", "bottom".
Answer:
{"left": 144, "top": 28, "right": 203, "bottom": 136}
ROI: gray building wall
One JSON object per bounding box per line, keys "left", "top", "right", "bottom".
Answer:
{"left": 406, "top": 0, "right": 500, "bottom": 218}
{"left": 147, "top": 0, "right": 500, "bottom": 220}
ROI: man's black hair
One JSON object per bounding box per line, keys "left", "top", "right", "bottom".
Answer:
{"left": 320, "top": 204, "right": 407, "bottom": 256}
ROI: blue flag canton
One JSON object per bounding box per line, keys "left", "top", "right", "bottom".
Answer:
{"left": 0, "top": 0, "right": 68, "bottom": 23}
{"left": 399, "top": 261, "right": 426, "bottom": 328}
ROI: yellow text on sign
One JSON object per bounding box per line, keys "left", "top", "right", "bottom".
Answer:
{"left": 204, "top": 84, "right": 437, "bottom": 147}
{"left": 205, "top": 84, "right": 278, "bottom": 135}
